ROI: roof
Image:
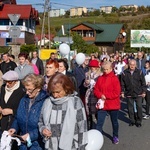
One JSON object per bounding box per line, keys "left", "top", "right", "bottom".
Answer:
{"left": 95, "top": 24, "right": 123, "bottom": 42}
{"left": 71, "top": 22, "right": 103, "bottom": 31}
{"left": 57, "top": 23, "right": 123, "bottom": 43}
{"left": 0, "top": 4, "right": 38, "bottom": 19}
{"left": 35, "top": 34, "right": 55, "bottom": 41}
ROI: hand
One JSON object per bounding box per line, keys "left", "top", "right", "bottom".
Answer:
{"left": 142, "top": 93, "right": 146, "bottom": 98}
{"left": 121, "top": 93, "right": 125, "bottom": 98}
{"left": 42, "top": 128, "right": 52, "bottom": 139}
{"left": 8, "top": 128, "right": 16, "bottom": 136}
{"left": 21, "top": 133, "right": 29, "bottom": 141}
{"left": 85, "top": 79, "right": 90, "bottom": 85}
{"left": 2, "top": 108, "right": 13, "bottom": 115}
{"left": 101, "top": 94, "right": 106, "bottom": 100}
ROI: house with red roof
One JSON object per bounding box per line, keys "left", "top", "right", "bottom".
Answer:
{"left": 0, "top": 4, "right": 39, "bottom": 46}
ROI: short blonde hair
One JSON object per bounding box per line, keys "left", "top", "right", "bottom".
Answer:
{"left": 22, "top": 74, "right": 44, "bottom": 89}
{"left": 101, "top": 61, "right": 112, "bottom": 69}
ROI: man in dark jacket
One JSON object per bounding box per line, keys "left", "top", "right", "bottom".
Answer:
{"left": 121, "top": 59, "right": 147, "bottom": 127}
{"left": 31, "top": 51, "right": 44, "bottom": 75}
{"left": 0, "top": 53, "right": 17, "bottom": 74}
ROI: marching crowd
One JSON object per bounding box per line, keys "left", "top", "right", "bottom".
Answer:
{"left": 0, "top": 49, "right": 149, "bottom": 149}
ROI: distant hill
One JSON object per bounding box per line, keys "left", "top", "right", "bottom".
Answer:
{"left": 36, "top": 13, "right": 150, "bottom": 36}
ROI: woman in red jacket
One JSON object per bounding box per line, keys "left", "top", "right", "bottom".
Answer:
{"left": 94, "top": 61, "right": 121, "bottom": 145}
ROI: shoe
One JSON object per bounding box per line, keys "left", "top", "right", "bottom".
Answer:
{"left": 129, "top": 123, "right": 135, "bottom": 126}
{"left": 136, "top": 123, "right": 142, "bottom": 127}
{"left": 143, "top": 115, "right": 149, "bottom": 120}
{"left": 112, "top": 136, "right": 119, "bottom": 144}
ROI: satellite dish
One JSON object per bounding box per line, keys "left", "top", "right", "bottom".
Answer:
{"left": 122, "top": 32, "right": 126, "bottom": 37}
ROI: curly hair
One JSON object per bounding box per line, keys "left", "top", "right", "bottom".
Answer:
{"left": 22, "top": 74, "right": 44, "bottom": 89}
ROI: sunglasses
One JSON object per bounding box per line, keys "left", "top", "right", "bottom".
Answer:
{"left": 4, "top": 80, "right": 15, "bottom": 84}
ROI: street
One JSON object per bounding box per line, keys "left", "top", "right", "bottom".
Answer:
{"left": 101, "top": 100, "right": 150, "bottom": 150}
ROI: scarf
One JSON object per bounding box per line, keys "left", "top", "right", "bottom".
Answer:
{"left": 42, "top": 93, "right": 77, "bottom": 150}
{"left": 4, "top": 81, "right": 20, "bottom": 103}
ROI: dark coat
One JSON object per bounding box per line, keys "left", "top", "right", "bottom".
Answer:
{"left": 66, "top": 71, "right": 78, "bottom": 93}
{"left": 0, "top": 82, "right": 25, "bottom": 131}
{"left": 11, "top": 90, "right": 48, "bottom": 150}
{"left": 121, "top": 68, "right": 147, "bottom": 97}
{"left": 35, "top": 57, "right": 44, "bottom": 75}
{"left": 73, "top": 64, "right": 89, "bottom": 96}
{"left": 136, "top": 58, "right": 146, "bottom": 70}
{"left": 0, "top": 61, "right": 17, "bottom": 74}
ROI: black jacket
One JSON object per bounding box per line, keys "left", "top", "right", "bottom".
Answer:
{"left": 121, "top": 68, "right": 147, "bottom": 97}
{"left": 0, "top": 82, "right": 25, "bottom": 131}
{"left": 66, "top": 71, "right": 78, "bottom": 93}
{"left": 0, "top": 61, "right": 17, "bottom": 74}
{"left": 35, "top": 57, "right": 44, "bottom": 75}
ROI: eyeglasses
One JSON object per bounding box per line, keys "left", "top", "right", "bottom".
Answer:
{"left": 25, "top": 88, "right": 37, "bottom": 94}
{"left": 4, "top": 80, "right": 15, "bottom": 84}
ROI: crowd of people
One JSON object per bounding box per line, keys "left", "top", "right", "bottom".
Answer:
{"left": 0, "top": 49, "right": 149, "bottom": 149}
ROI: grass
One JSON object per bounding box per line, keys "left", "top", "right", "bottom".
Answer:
{"left": 36, "top": 13, "right": 150, "bottom": 35}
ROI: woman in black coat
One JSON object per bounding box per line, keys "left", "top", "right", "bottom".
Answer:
{"left": 0, "top": 70, "right": 25, "bottom": 132}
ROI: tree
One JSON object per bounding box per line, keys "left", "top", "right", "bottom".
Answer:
{"left": 112, "top": 7, "right": 118, "bottom": 13}
{"left": 93, "top": 9, "right": 100, "bottom": 16}
{"left": 64, "top": 10, "right": 70, "bottom": 18}
{"left": 20, "top": 44, "right": 37, "bottom": 53}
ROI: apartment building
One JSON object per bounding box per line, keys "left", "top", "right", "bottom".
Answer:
{"left": 121, "top": 4, "right": 138, "bottom": 11}
{"left": 50, "top": 9, "right": 65, "bottom": 17}
{"left": 70, "top": 7, "right": 87, "bottom": 17}
{"left": 100, "top": 6, "right": 114, "bottom": 14}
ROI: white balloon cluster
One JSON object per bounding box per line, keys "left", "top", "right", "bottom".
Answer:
{"left": 86, "top": 129, "right": 104, "bottom": 150}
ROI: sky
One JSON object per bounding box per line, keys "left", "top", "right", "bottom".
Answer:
{"left": 17, "top": 0, "right": 150, "bottom": 12}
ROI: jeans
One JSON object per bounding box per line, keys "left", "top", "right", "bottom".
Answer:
{"left": 96, "top": 109, "right": 119, "bottom": 137}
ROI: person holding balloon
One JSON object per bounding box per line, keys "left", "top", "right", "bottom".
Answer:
{"left": 94, "top": 61, "right": 121, "bottom": 144}
{"left": 73, "top": 53, "right": 89, "bottom": 105}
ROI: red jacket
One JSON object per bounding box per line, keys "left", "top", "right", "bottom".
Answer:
{"left": 94, "top": 71, "right": 121, "bottom": 110}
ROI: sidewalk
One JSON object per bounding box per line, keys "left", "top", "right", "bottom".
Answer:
{"left": 101, "top": 100, "right": 150, "bottom": 150}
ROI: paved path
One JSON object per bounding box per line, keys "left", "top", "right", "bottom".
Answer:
{"left": 101, "top": 100, "right": 150, "bottom": 150}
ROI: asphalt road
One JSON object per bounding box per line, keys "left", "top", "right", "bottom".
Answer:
{"left": 101, "top": 100, "right": 150, "bottom": 150}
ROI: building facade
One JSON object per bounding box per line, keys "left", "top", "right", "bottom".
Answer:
{"left": 50, "top": 9, "right": 65, "bottom": 17}
{"left": 100, "top": 6, "right": 114, "bottom": 14}
{"left": 70, "top": 7, "right": 87, "bottom": 17}
{"left": 57, "top": 22, "right": 126, "bottom": 53}
{"left": 0, "top": 4, "right": 39, "bottom": 46}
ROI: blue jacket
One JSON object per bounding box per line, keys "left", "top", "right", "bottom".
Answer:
{"left": 11, "top": 90, "right": 48, "bottom": 150}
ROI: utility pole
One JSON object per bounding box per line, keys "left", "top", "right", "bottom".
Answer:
{"left": 40, "top": 0, "right": 51, "bottom": 49}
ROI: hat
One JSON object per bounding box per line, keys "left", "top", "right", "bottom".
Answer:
{"left": 2, "top": 70, "right": 19, "bottom": 81}
{"left": 89, "top": 60, "right": 99, "bottom": 67}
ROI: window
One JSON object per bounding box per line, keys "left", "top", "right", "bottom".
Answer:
{"left": 0, "top": 19, "right": 9, "bottom": 25}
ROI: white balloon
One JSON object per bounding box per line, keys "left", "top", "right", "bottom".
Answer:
{"left": 86, "top": 129, "right": 104, "bottom": 150}
{"left": 59, "top": 43, "right": 70, "bottom": 55}
{"left": 75, "top": 53, "right": 85, "bottom": 65}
